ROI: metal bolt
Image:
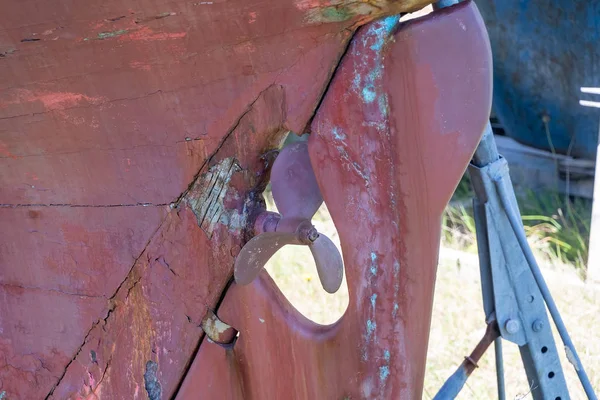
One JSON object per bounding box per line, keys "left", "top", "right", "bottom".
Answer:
{"left": 307, "top": 228, "right": 319, "bottom": 242}
{"left": 532, "top": 319, "right": 544, "bottom": 332}
{"left": 505, "top": 319, "right": 521, "bottom": 334}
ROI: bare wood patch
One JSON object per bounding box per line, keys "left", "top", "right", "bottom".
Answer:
{"left": 301, "top": 0, "right": 434, "bottom": 24}
{"left": 185, "top": 157, "right": 243, "bottom": 238}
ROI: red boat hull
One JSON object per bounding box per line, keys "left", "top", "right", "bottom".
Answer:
{"left": 0, "top": 1, "right": 490, "bottom": 398}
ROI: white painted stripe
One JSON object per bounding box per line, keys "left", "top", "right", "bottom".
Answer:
{"left": 581, "top": 87, "right": 600, "bottom": 95}
{"left": 579, "top": 100, "right": 600, "bottom": 108}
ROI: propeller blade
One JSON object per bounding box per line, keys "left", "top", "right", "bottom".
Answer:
{"left": 309, "top": 233, "right": 344, "bottom": 294}
{"left": 271, "top": 141, "right": 323, "bottom": 220}
{"left": 234, "top": 232, "right": 298, "bottom": 285}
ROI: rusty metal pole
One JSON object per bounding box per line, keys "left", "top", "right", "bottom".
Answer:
{"left": 432, "top": 321, "right": 500, "bottom": 400}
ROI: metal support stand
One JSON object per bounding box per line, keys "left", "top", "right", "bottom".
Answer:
{"left": 430, "top": 1, "right": 596, "bottom": 397}
{"left": 433, "top": 123, "right": 598, "bottom": 399}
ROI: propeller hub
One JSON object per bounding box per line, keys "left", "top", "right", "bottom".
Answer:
{"left": 296, "top": 220, "right": 318, "bottom": 245}
{"left": 234, "top": 141, "right": 344, "bottom": 294}
{"left": 307, "top": 228, "right": 319, "bottom": 243}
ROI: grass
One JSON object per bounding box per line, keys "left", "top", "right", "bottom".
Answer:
{"left": 262, "top": 174, "right": 599, "bottom": 398}
{"left": 519, "top": 191, "right": 591, "bottom": 272}
{"left": 442, "top": 203, "right": 477, "bottom": 253}
{"left": 264, "top": 196, "right": 349, "bottom": 325}
{"left": 442, "top": 174, "right": 592, "bottom": 274}
{"left": 426, "top": 251, "right": 600, "bottom": 400}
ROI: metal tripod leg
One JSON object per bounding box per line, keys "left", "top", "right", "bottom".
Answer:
{"left": 433, "top": 123, "right": 597, "bottom": 399}
{"left": 430, "top": 0, "right": 595, "bottom": 396}
{"left": 472, "top": 123, "right": 597, "bottom": 399}
{"left": 471, "top": 123, "right": 569, "bottom": 399}
{"left": 473, "top": 124, "right": 597, "bottom": 400}
{"left": 494, "top": 337, "right": 505, "bottom": 400}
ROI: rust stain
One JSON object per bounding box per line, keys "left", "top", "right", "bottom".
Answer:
{"left": 27, "top": 210, "right": 41, "bottom": 219}
{"left": 203, "top": 317, "right": 230, "bottom": 337}
{"left": 201, "top": 310, "right": 237, "bottom": 344}
{"left": 127, "top": 278, "right": 156, "bottom": 391}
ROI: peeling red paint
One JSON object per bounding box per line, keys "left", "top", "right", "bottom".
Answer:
{"left": 124, "top": 157, "right": 133, "bottom": 172}
{"left": 233, "top": 42, "right": 257, "bottom": 55}
{"left": 0, "top": 143, "right": 18, "bottom": 159}
{"left": 91, "top": 21, "right": 108, "bottom": 30}
{"left": 130, "top": 61, "right": 152, "bottom": 71}
{"left": 0, "top": 89, "right": 106, "bottom": 111}
{"left": 24, "top": 172, "right": 39, "bottom": 181}
{"left": 294, "top": 0, "right": 321, "bottom": 11}
{"left": 118, "top": 26, "right": 187, "bottom": 42}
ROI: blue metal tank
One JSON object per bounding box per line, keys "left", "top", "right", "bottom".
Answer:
{"left": 476, "top": 0, "right": 600, "bottom": 160}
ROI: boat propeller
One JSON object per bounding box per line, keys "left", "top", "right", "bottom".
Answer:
{"left": 234, "top": 141, "right": 344, "bottom": 293}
